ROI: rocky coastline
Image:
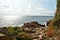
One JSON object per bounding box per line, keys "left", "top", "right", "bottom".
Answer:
{"left": 0, "top": 21, "right": 52, "bottom": 40}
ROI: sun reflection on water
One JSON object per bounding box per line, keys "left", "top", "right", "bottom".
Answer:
{"left": 3, "top": 15, "right": 20, "bottom": 21}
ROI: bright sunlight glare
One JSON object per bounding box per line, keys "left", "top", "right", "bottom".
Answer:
{"left": 3, "top": 15, "right": 20, "bottom": 21}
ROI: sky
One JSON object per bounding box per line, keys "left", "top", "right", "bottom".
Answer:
{"left": 0, "top": 0, "right": 56, "bottom": 16}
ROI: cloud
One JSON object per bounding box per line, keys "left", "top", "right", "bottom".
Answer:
{"left": 26, "top": 4, "right": 32, "bottom": 9}
{"left": 0, "top": 0, "right": 55, "bottom": 16}
{"left": 24, "top": 4, "right": 55, "bottom": 16}
{"left": 0, "top": 3, "right": 55, "bottom": 16}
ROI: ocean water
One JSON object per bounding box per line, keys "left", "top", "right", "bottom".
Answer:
{"left": 0, "top": 15, "right": 54, "bottom": 27}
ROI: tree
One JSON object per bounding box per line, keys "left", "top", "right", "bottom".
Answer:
{"left": 53, "top": 0, "right": 60, "bottom": 27}
{"left": 46, "top": 0, "right": 60, "bottom": 37}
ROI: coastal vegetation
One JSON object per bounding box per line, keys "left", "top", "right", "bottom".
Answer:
{"left": 0, "top": 22, "right": 46, "bottom": 40}
{"left": 0, "top": 0, "right": 60, "bottom": 40}
{"left": 46, "top": 0, "right": 60, "bottom": 40}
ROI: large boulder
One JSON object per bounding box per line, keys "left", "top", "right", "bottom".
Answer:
{"left": 23, "top": 21, "right": 45, "bottom": 28}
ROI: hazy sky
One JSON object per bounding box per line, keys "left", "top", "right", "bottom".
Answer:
{"left": 0, "top": 0, "right": 56, "bottom": 16}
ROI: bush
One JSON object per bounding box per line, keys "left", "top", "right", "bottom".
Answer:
{"left": 18, "top": 32, "right": 33, "bottom": 40}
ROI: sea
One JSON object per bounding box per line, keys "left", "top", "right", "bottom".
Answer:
{"left": 0, "top": 15, "right": 54, "bottom": 27}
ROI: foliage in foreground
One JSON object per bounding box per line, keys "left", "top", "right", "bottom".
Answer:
{"left": 3, "top": 26, "right": 33, "bottom": 40}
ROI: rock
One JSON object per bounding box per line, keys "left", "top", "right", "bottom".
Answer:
{"left": 39, "top": 25, "right": 45, "bottom": 27}
{"left": 22, "top": 21, "right": 46, "bottom": 40}
{"left": 23, "top": 21, "right": 45, "bottom": 28}
{"left": 46, "top": 20, "right": 52, "bottom": 26}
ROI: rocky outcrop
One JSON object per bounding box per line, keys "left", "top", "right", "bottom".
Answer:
{"left": 22, "top": 21, "right": 45, "bottom": 32}
{"left": 0, "top": 28, "right": 11, "bottom": 36}
{"left": 46, "top": 20, "right": 52, "bottom": 26}
{"left": 23, "top": 21, "right": 45, "bottom": 28}
{"left": 0, "top": 21, "right": 47, "bottom": 40}
{"left": 22, "top": 21, "right": 46, "bottom": 40}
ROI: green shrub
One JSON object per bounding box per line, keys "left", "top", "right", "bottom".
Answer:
{"left": 18, "top": 32, "right": 33, "bottom": 40}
